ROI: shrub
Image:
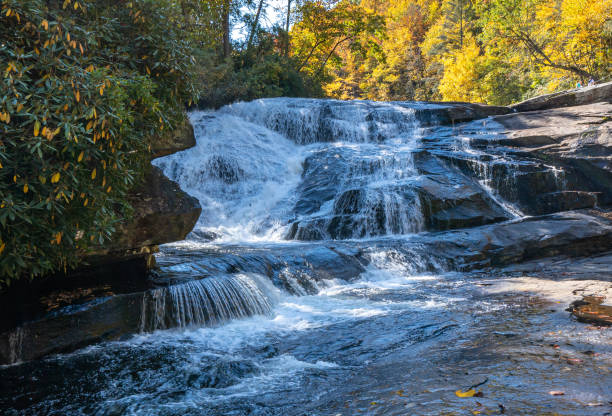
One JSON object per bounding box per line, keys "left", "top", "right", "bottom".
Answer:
{"left": 0, "top": 0, "right": 200, "bottom": 284}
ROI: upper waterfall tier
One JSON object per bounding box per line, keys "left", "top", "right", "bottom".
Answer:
{"left": 154, "top": 98, "right": 604, "bottom": 243}
{"left": 220, "top": 98, "right": 428, "bottom": 144}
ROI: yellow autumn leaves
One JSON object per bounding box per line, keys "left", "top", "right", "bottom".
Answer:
{"left": 0, "top": 111, "right": 10, "bottom": 124}
{"left": 32, "top": 120, "right": 61, "bottom": 140}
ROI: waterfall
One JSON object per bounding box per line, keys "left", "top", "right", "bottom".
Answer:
{"left": 140, "top": 274, "right": 275, "bottom": 332}
{"left": 7, "top": 327, "right": 25, "bottom": 364}
{"left": 154, "top": 98, "right": 429, "bottom": 242}
{"left": 220, "top": 98, "right": 424, "bottom": 144}
{"left": 455, "top": 135, "right": 526, "bottom": 218}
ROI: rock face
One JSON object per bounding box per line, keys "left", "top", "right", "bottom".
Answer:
{"left": 93, "top": 167, "right": 201, "bottom": 260}
{"left": 84, "top": 117, "right": 201, "bottom": 270}
{"left": 510, "top": 81, "right": 612, "bottom": 112}
{"left": 150, "top": 118, "right": 196, "bottom": 159}
{"left": 493, "top": 102, "right": 612, "bottom": 207}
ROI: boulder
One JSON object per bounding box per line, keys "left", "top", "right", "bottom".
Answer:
{"left": 416, "top": 210, "right": 612, "bottom": 270}
{"left": 413, "top": 152, "right": 510, "bottom": 229}
{"left": 510, "top": 81, "right": 612, "bottom": 112}
{"left": 150, "top": 117, "right": 196, "bottom": 159}
{"left": 87, "top": 167, "right": 201, "bottom": 265}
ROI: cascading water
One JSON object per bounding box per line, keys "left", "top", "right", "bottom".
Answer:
{"left": 140, "top": 274, "right": 276, "bottom": 332}
{"left": 455, "top": 135, "right": 525, "bottom": 218}
{"left": 155, "top": 98, "right": 430, "bottom": 242}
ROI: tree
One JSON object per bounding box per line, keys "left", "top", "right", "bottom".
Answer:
{"left": 291, "top": 1, "right": 385, "bottom": 82}
{"left": 475, "top": 0, "right": 602, "bottom": 82}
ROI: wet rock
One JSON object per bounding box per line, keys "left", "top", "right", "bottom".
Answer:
{"left": 0, "top": 290, "right": 145, "bottom": 364}
{"left": 205, "top": 155, "right": 245, "bottom": 184}
{"left": 568, "top": 295, "right": 612, "bottom": 326}
{"left": 414, "top": 102, "right": 510, "bottom": 125}
{"left": 415, "top": 210, "right": 612, "bottom": 270}
{"left": 493, "top": 102, "right": 612, "bottom": 207}
{"left": 534, "top": 191, "right": 598, "bottom": 215}
{"left": 191, "top": 229, "right": 221, "bottom": 241}
{"left": 413, "top": 152, "right": 510, "bottom": 229}
{"left": 510, "top": 81, "right": 612, "bottom": 112}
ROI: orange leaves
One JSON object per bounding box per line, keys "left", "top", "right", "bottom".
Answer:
{"left": 0, "top": 241, "right": 5, "bottom": 255}
{"left": 75, "top": 90, "right": 80, "bottom": 102}
{"left": 51, "top": 172, "right": 61, "bottom": 183}
{"left": 41, "top": 19, "right": 49, "bottom": 30}
{"left": 77, "top": 151, "right": 84, "bottom": 162}
{"left": 91, "top": 168, "right": 96, "bottom": 180}
{"left": 34, "top": 120, "right": 41, "bottom": 136}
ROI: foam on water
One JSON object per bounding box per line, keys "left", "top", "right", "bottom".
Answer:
{"left": 154, "top": 111, "right": 305, "bottom": 242}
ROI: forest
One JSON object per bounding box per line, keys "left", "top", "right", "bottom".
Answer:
{"left": 0, "top": 0, "right": 610, "bottom": 282}
{"left": 194, "top": 0, "right": 611, "bottom": 105}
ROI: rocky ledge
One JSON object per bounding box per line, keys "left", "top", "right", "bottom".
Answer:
{"left": 1, "top": 83, "right": 611, "bottom": 364}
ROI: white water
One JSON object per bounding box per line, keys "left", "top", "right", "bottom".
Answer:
{"left": 455, "top": 135, "right": 525, "bottom": 218}
{"left": 155, "top": 98, "right": 430, "bottom": 242}
{"left": 140, "top": 273, "right": 278, "bottom": 331}
{"left": 154, "top": 111, "right": 305, "bottom": 242}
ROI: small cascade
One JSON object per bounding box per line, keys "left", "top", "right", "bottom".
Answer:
{"left": 455, "top": 136, "right": 525, "bottom": 218}
{"left": 7, "top": 327, "right": 25, "bottom": 364}
{"left": 140, "top": 274, "right": 274, "bottom": 332}
{"left": 221, "top": 98, "right": 423, "bottom": 144}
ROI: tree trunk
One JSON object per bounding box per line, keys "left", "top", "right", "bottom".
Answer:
{"left": 247, "top": 0, "right": 265, "bottom": 50}
{"left": 459, "top": 0, "right": 463, "bottom": 48}
{"left": 284, "top": 0, "right": 292, "bottom": 56}
{"left": 222, "top": 0, "right": 231, "bottom": 57}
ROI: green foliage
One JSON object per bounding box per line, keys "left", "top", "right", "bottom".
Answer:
{"left": 196, "top": 40, "right": 316, "bottom": 109}
{"left": 0, "top": 0, "right": 200, "bottom": 283}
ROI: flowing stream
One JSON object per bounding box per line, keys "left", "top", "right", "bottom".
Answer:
{"left": 1, "top": 98, "right": 610, "bottom": 415}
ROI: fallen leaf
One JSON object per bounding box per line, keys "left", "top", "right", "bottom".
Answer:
{"left": 456, "top": 389, "right": 476, "bottom": 398}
